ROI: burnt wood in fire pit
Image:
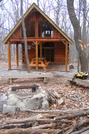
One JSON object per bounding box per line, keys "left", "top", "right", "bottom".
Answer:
{"left": 11, "top": 84, "right": 39, "bottom": 92}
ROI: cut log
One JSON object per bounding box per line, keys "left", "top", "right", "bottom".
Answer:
{"left": 53, "top": 91, "right": 60, "bottom": 98}
{"left": 56, "top": 98, "right": 64, "bottom": 105}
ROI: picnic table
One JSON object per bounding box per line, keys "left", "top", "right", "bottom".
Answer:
{"left": 30, "top": 57, "right": 50, "bottom": 70}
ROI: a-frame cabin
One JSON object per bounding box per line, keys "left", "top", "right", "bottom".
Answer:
{"left": 3, "top": 3, "right": 74, "bottom": 71}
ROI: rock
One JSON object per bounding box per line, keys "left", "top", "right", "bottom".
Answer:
{"left": 0, "top": 101, "right": 7, "bottom": 106}
{"left": 0, "top": 94, "right": 7, "bottom": 112}
{"left": 42, "top": 99, "right": 49, "bottom": 109}
{"left": 0, "top": 106, "right": 3, "bottom": 112}
{"left": 8, "top": 87, "right": 16, "bottom": 95}
{"left": 3, "top": 104, "right": 15, "bottom": 115}
{"left": 43, "top": 77, "right": 47, "bottom": 84}
{"left": 0, "top": 94, "right": 7, "bottom": 101}
{"left": 7, "top": 85, "right": 49, "bottom": 110}
{"left": 7, "top": 94, "right": 25, "bottom": 111}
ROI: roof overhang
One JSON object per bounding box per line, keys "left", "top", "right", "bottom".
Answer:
{"left": 3, "top": 3, "right": 74, "bottom": 45}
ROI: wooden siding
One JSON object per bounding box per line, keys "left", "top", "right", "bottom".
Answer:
{"left": 10, "top": 10, "right": 64, "bottom": 40}
{"left": 28, "top": 49, "right": 35, "bottom": 62}
{"left": 10, "top": 27, "right": 21, "bottom": 39}
{"left": 54, "top": 42, "right": 66, "bottom": 64}
{"left": 53, "top": 28, "right": 65, "bottom": 39}
{"left": 22, "top": 45, "right": 35, "bottom": 64}
{"left": 22, "top": 42, "right": 69, "bottom": 65}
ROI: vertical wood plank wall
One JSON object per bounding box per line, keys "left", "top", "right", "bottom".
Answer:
{"left": 8, "top": 41, "right": 11, "bottom": 70}
{"left": 54, "top": 42, "right": 65, "bottom": 64}
{"left": 22, "top": 42, "right": 69, "bottom": 65}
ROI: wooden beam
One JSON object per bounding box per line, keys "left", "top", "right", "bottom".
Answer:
{"left": 9, "top": 38, "right": 66, "bottom": 43}
{"left": 65, "top": 41, "right": 68, "bottom": 71}
{"left": 16, "top": 44, "right": 19, "bottom": 66}
{"left": 36, "top": 41, "right": 38, "bottom": 70}
{"left": 40, "top": 43, "right": 42, "bottom": 58}
{"left": 8, "top": 41, "right": 11, "bottom": 70}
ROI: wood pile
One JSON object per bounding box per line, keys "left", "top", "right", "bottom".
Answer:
{"left": 0, "top": 107, "right": 89, "bottom": 134}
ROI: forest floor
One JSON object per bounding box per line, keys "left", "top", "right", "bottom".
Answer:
{"left": 0, "top": 60, "right": 89, "bottom": 134}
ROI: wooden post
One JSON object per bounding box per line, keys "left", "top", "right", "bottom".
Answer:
{"left": 16, "top": 44, "right": 19, "bottom": 66}
{"left": 36, "top": 41, "right": 38, "bottom": 70}
{"left": 40, "top": 43, "right": 42, "bottom": 58}
{"left": 8, "top": 41, "right": 11, "bottom": 70}
{"left": 65, "top": 41, "right": 68, "bottom": 71}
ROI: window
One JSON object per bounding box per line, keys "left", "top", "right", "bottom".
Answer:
{"left": 38, "top": 21, "right": 53, "bottom": 37}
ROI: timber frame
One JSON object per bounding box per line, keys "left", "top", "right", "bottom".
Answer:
{"left": 3, "top": 3, "right": 74, "bottom": 71}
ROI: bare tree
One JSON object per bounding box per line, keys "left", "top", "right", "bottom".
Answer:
{"left": 67, "top": 0, "right": 88, "bottom": 72}
{"left": 82, "top": 0, "right": 86, "bottom": 43}
{"left": 37, "top": 0, "right": 40, "bottom": 7}
{"left": 20, "top": 0, "right": 30, "bottom": 73}
{"left": 56, "top": 0, "right": 60, "bottom": 26}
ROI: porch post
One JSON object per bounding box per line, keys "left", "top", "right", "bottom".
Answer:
{"left": 65, "top": 41, "right": 68, "bottom": 71}
{"left": 40, "top": 42, "right": 42, "bottom": 58}
{"left": 8, "top": 41, "right": 11, "bottom": 70}
{"left": 16, "top": 43, "right": 19, "bottom": 66}
{"left": 36, "top": 41, "right": 38, "bottom": 70}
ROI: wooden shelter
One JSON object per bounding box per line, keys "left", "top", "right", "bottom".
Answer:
{"left": 3, "top": 3, "right": 74, "bottom": 71}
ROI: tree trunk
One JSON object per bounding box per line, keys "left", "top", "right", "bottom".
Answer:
{"left": 82, "top": 0, "right": 86, "bottom": 43}
{"left": 20, "top": 0, "right": 30, "bottom": 73}
{"left": 37, "top": 0, "right": 39, "bottom": 7}
{"left": 56, "top": 0, "right": 60, "bottom": 26}
{"left": 67, "top": 0, "right": 88, "bottom": 72}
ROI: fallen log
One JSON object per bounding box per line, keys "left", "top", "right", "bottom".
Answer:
{"left": 6, "top": 108, "right": 89, "bottom": 125}
{"left": 24, "top": 107, "right": 89, "bottom": 114}
{"left": 55, "top": 110, "right": 89, "bottom": 120}
{"left": 0, "top": 122, "right": 32, "bottom": 129}
{"left": 32, "top": 123, "right": 56, "bottom": 129}
{"left": 0, "top": 128, "right": 61, "bottom": 134}
{"left": 6, "top": 117, "right": 56, "bottom": 124}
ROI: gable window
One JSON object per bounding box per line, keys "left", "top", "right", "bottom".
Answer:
{"left": 38, "top": 21, "right": 53, "bottom": 37}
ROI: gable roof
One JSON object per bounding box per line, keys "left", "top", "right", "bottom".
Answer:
{"left": 3, "top": 3, "right": 74, "bottom": 45}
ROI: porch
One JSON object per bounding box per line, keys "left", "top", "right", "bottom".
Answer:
{"left": 0, "top": 63, "right": 68, "bottom": 85}
{"left": 11, "top": 63, "right": 67, "bottom": 72}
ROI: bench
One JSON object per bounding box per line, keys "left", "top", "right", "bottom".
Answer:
{"left": 1, "top": 71, "right": 53, "bottom": 85}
